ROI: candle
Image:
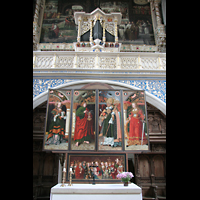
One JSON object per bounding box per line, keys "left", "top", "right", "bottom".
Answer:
{"left": 70, "top": 167, "right": 72, "bottom": 172}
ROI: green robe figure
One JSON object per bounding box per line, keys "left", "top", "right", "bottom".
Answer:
{"left": 101, "top": 107, "right": 117, "bottom": 146}
{"left": 45, "top": 102, "right": 66, "bottom": 145}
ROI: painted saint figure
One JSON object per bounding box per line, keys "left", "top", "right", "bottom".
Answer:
{"left": 126, "top": 101, "right": 148, "bottom": 146}
{"left": 74, "top": 100, "right": 94, "bottom": 146}
{"left": 75, "top": 162, "right": 84, "bottom": 179}
{"left": 99, "top": 97, "right": 122, "bottom": 147}
{"left": 45, "top": 102, "right": 66, "bottom": 145}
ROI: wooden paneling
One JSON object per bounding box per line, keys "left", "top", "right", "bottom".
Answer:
{"left": 33, "top": 153, "right": 40, "bottom": 176}
{"left": 33, "top": 103, "right": 59, "bottom": 200}
{"left": 139, "top": 155, "right": 150, "bottom": 178}
{"left": 135, "top": 152, "right": 166, "bottom": 199}
{"left": 153, "top": 155, "right": 164, "bottom": 177}
{"left": 43, "top": 155, "right": 54, "bottom": 176}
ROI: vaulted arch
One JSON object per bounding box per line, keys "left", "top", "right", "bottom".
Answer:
{"left": 33, "top": 80, "right": 165, "bottom": 115}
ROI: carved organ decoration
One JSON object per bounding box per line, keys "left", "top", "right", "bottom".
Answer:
{"left": 33, "top": 0, "right": 45, "bottom": 50}
{"left": 74, "top": 8, "right": 122, "bottom": 52}
{"left": 149, "top": 0, "right": 166, "bottom": 52}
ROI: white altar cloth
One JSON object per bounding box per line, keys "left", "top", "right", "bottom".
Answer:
{"left": 50, "top": 183, "right": 142, "bottom": 200}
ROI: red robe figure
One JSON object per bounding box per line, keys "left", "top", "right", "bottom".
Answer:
{"left": 74, "top": 100, "right": 94, "bottom": 146}
{"left": 127, "top": 102, "right": 148, "bottom": 146}
{"left": 111, "top": 162, "right": 117, "bottom": 179}
{"left": 75, "top": 162, "right": 84, "bottom": 179}
{"left": 95, "top": 161, "right": 102, "bottom": 179}
{"left": 51, "top": 23, "right": 59, "bottom": 37}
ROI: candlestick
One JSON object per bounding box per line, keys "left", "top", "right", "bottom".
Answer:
{"left": 68, "top": 167, "right": 73, "bottom": 186}
{"left": 61, "top": 156, "right": 66, "bottom": 187}
{"left": 61, "top": 169, "right": 66, "bottom": 187}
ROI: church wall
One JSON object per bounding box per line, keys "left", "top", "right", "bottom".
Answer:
{"left": 33, "top": 79, "right": 166, "bottom": 103}
{"left": 33, "top": 0, "right": 166, "bottom": 199}
{"left": 33, "top": 100, "right": 166, "bottom": 198}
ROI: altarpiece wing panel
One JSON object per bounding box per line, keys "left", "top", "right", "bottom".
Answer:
{"left": 123, "top": 90, "right": 149, "bottom": 151}
{"left": 43, "top": 89, "right": 72, "bottom": 151}
{"left": 98, "top": 90, "right": 123, "bottom": 151}
{"left": 70, "top": 90, "right": 96, "bottom": 151}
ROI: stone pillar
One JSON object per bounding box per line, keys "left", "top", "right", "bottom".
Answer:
{"left": 33, "top": 0, "right": 44, "bottom": 50}
{"left": 52, "top": 53, "right": 57, "bottom": 68}
{"left": 154, "top": 0, "right": 162, "bottom": 25}
{"left": 65, "top": 108, "right": 70, "bottom": 137}
{"left": 95, "top": 53, "right": 99, "bottom": 68}
{"left": 153, "top": 0, "right": 166, "bottom": 52}
{"left": 90, "top": 19, "right": 93, "bottom": 42}
{"left": 33, "top": 53, "right": 36, "bottom": 68}
{"left": 161, "top": 0, "right": 166, "bottom": 26}
{"left": 116, "top": 54, "right": 121, "bottom": 69}
{"left": 114, "top": 17, "right": 118, "bottom": 43}
{"left": 77, "top": 17, "right": 81, "bottom": 42}
{"left": 102, "top": 20, "right": 106, "bottom": 43}
{"left": 124, "top": 109, "right": 127, "bottom": 125}
{"left": 73, "top": 53, "right": 77, "bottom": 68}
{"left": 58, "top": 159, "right": 62, "bottom": 183}
{"left": 137, "top": 55, "right": 142, "bottom": 69}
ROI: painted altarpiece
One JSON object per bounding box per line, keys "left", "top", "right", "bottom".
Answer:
{"left": 43, "top": 89, "right": 149, "bottom": 183}
{"left": 43, "top": 89, "right": 149, "bottom": 152}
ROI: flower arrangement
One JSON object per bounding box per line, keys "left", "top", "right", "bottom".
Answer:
{"left": 116, "top": 172, "right": 134, "bottom": 183}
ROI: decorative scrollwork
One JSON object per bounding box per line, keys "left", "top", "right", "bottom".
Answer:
{"left": 99, "top": 57, "right": 116, "bottom": 69}
{"left": 57, "top": 56, "right": 74, "bottom": 68}
{"left": 104, "top": 22, "right": 115, "bottom": 36}
{"left": 77, "top": 56, "right": 95, "bottom": 68}
{"left": 121, "top": 57, "right": 137, "bottom": 69}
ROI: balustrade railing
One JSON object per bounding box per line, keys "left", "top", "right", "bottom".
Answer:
{"left": 33, "top": 51, "right": 166, "bottom": 70}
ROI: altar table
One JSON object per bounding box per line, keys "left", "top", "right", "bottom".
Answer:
{"left": 50, "top": 183, "right": 142, "bottom": 200}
